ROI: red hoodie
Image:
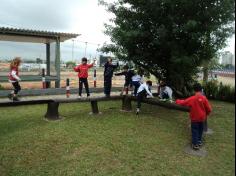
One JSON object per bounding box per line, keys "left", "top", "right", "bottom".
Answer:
{"left": 74, "top": 64, "right": 93, "bottom": 78}
{"left": 176, "top": 92, "right": 212, "bottom": 122}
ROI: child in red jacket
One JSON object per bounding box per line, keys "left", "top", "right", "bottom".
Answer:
{"left": 8, "top": 57, "right": 22, "bottom": 101}
{"left": 176, "top": 83, "right": 212, "bottom": 150}
{"left": 74, "top": 57, "right": 95, "bottom": 97}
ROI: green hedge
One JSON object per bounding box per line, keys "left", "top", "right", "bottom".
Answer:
{"left": 0, "top": 84, "right": 5, "bottom": 90}
{"left": 203, "top": 80, "right": 235, "bottom": 103}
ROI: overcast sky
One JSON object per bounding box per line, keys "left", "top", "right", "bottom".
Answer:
{"left": 0, "top": 0, "right": 235, "bottom": 62}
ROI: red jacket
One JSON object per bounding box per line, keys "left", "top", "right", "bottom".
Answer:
{"left": 8, "top": 67, "right": 19, "bottom": 81}
{"left": 176, "top": 92, "right": 212, "bottom": 122}
{"left": 74, "top": 64, "right": 93, "bottom": 78}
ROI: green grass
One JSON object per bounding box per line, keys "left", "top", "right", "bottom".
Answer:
{"left": 0, "top": 101, "right": 235, "bottom": 176}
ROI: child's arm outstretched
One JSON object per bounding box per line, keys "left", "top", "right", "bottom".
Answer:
{"left": 115, "top": 72, "right": 125, "bottom": 76}
{"left": 88, "top": 59, "right": 96, "bottom": 68}
{"left": 176, "top": 97, "right": 192, "bottom": 107}
{"left": 74, "top": 65, "right": 80, "bottom": 72}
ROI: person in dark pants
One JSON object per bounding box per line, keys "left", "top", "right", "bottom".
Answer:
{"left": 176, "top": 83, "right": 212, "bottom": 150}
{"left": 8, "top": 57, "right": 22, "bottom": 101}
{"left": 136, "top": 80, "right": 154, "bottom": 115}
{"left": 115, "top": 65, "right": 135, "bottom": 95}
{"left": 74, "top": 57, "right": 95, "bottom": 98}
{"left": 104, "top": 58, "right": 119, "bottom": 97}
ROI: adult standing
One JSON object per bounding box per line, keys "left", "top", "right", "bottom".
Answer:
{"left": 104, "top": 58, "right": 119, "bottom": 97}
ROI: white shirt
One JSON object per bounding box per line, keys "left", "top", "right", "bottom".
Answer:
{"left": 160, "top": 86, "right": 173, "bottom": 99}
{"left": 137, "top": 83, "right": 153, "bottom": 96}
{"left": 132, "top": 75, "right": 141, "bottom": 82}
{"left": 9, "top": 70, "right": 21, "bottom": 83}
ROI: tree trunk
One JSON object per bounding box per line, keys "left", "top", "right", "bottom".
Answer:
{"left": 203, "top": 65, "right": 209, "bottom": 84}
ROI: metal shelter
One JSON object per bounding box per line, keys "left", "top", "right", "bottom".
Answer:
{"left": 0, "top": 27, "right": 80, "bottom": 88}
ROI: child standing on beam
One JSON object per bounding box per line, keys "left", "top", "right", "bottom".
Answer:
{"left": 175, "top": 83, "right": 212, "bottom": 150}
{"left": 103, "top": 58, "right": 119, "bottom": 97}
{"left": 74, "top": 57, "right": 95, "bottom": 98}
{"left": 8, "top": 57, "right": 22, "bottom": 101}
{"left": 136, "top": 80, "right": 154, "bottom": 115}
{"left": 115, "top": 65, "right": 135, "bottom": 95}
{"left": 131, "top": 69, "right": 144, "bottom": 96}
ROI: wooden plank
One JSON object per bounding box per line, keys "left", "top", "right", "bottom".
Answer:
{"left": 54, "top": 95, "right": 122, "bottom": 103}
{"left": 129, "top": 96, "right": 190, "bottom": 112}
{"left": 0, "top": 99, "right": 53, "bottom": 107}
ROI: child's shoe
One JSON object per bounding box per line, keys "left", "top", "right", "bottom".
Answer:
{"left": 78, "top": 95, "right": 82, "bottom": 99}
{"left": 13, "top": 96, "right": 20, "bottom": 102}
{"left": 192, "top": 144, "right": 200, "bottom": 150}
{"left": 8, "top": 94, "right": 13, "bottom": 100}
{"left": 198, "top": 141, "right": 203, "bottom": 147}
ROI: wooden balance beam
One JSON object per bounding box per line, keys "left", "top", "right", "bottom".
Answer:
{"left": 123, "top": 95, "right": 190, "bottom": 112}
{"left": 0, "top": 96, "right": 124, "bottom": 120}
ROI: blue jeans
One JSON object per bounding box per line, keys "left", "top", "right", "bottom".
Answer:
{"left": 191, "top": 122, "right": 204, "bottom": 145}
{"left": 132, "top": 81, "right": 141, "bottom": 96}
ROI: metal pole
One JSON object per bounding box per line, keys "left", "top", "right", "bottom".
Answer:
{"left": 72, "top": 39, "right": 75, "bottom": 62}
{"left": 42, "top": 68, "right": 46, "bottom": 89}
{"left": 84, "top": 42, "right": 88, "bottom": 57}
{"left": 66, "top": 78, "right": 70, "bottom": 98}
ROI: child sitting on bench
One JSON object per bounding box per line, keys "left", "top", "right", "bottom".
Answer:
{"left": 159, "top": 81, "right": 173, "bottom": 101}
{"left": 136, "top": 80, "right": 154, "bottom": 115}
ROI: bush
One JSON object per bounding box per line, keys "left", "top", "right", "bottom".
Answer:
{"left": 203, "top": 81, "right": 235, "bottom": 103}
{"left": 0, "top": 84, "right": 5, "bottom": 90}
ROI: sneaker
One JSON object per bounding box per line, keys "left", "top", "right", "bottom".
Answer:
{"left": 8, "top": 94, "right": 13, "bottom": 100}
{"left": 198, "top": 141, "right": 203, "bottom": 147}
{"left": 13, "top": 97, "right": 20, "bottom": 102}
{"left": 78, "top": 95, "right": 82, "bottom": 98}
{"left": 192, "top": 144, "right": 200, "bottom": 150}
{"left": 136, "top": 108, "right": 140, "bottom": 115}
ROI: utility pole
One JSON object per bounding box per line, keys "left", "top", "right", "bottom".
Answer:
{"left": 72, "top": 39, "right": 75, "bottom": 63}
{"left": 84, "top": 42, "right": 88, "bottom": 57}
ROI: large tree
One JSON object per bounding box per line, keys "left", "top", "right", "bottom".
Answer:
{"left": 99, "top": 0, "right": 235, "bottom": 95}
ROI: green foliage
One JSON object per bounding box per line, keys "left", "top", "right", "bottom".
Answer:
{"left": 0, "top": 84, "right": 5, "bottom": 90}
{"left": 99, "top": 0, "right": 235, "bottom": 93}
{"left": 66, "top": 61, "right": 76, "bottom": 68}
{"left": 203, "top": 80, "right": 235, "bottom": 102}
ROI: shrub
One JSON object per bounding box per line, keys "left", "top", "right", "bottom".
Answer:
{"left": 0, "top": 84, "right": 5, "bottom": 90}
{"left": 203, "top": 80, "right": 219, "bottom": 99}
{"left": 203, "top": 81, "right": 235, "bottom": 103}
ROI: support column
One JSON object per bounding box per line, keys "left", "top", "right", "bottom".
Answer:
{"left": 55, "top": 38, "right": 61, "bottom": 88}
{"left": 46, "top": 43, "right": 51, "bottom": 88}
{"left": 122, "top": 96, "right": 132, "bottom": 112}
{"left": 91, "top": 101, "right": 99, "bottom": 114}
{"left": 45, "top": 102, "right": 60, "bottom": 120}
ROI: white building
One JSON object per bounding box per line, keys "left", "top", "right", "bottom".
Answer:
{"left": 221, "top": 51, "right": 234, "bottom": 66}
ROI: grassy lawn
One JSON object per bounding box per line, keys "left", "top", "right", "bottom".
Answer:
{"left": 0, "top": 100, "right": 235, "bottom": 176}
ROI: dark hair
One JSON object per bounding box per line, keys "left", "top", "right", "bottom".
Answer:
{"left": 146, "top": 80, "right": 152, "bottom": 86}
{"left": 160, "top": 80, "right": 167, "bottom": 87}
{"left": 82, "top": 57, "right": 88, "bottom": 62}
{"left": 193, "top": 83, "right": 202, "bottom": 92}
{"left": 123, "top": 65, "right": 129, "bottom": 70}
